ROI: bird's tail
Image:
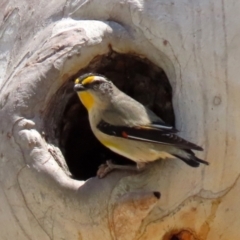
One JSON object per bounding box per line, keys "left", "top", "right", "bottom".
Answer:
{"left": 172, "top": 150, "right": 209, "bottom": 168}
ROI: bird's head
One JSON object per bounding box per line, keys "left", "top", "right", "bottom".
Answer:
{"left": 74, "top": 73, "right": 114, "bottom": 111}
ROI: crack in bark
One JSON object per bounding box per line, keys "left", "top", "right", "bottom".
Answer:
{"left": 11, "top": 117, "right": 53, "bottom": 239}
{"left": 0, "top": 179, "right": 32, "bottom": 240}
{"left": 135, "top": 173, "right": 240, "bottom": 240}
{"left": 16, "top": 166, "right": 53, "bottom": 240}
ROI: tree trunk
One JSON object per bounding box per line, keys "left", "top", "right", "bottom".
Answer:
{"left": 0, "top": 0, "right": 239, "bottom": 239}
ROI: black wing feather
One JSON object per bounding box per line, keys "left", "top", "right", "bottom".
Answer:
{"left": 97, "top": 120, "right": 203, "bottom": 151}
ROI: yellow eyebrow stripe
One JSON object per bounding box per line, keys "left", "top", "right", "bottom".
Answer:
{"left": 75, "top": 78, "right": 80, "bottom": 84}
{"left": 82, "top": 76, "right": 95, "bottom": 85}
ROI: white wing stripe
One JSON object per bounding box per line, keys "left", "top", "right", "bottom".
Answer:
{"left": 127, "top": 134, "right": 170, "bottom": 145}
{"left": 151, "top": 124, "right": 173, "bottom": 129}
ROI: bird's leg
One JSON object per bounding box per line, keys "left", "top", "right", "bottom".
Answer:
{"left": 137, "top": 162, "right": 146, "bottom": 171}
{"left": 97, "top": 160, "right": 146, "bottom": 178}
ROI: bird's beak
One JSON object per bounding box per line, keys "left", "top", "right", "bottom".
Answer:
{"left": 74, "top": 83, "right": 86, "bottom": 92}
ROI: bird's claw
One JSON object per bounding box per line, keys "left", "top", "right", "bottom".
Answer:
{"left": 97, "top": 160, "right": 114, "bottom": 178}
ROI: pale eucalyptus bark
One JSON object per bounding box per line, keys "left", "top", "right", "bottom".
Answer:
{"left": 0, "top": 0, "right": 239, "bottom": 240}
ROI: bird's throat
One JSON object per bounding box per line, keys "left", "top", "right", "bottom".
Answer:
{"left": 78, "top": 92, "right": 94, "bottom": 111}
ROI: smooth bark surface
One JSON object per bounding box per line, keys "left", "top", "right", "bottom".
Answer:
{"left": 0, "top": 0, "right": 239, "bottom": 239}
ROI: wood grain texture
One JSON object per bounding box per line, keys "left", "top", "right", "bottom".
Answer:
{"left": 0, "top": 0, "right": 239, "bottom": 239}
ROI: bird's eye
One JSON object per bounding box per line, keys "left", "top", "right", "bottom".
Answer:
{"left": 93, "top": 81, "right": 102, "bottom": 85}
{"left": 82, "top": 81, "right": 100, "bottom": 89}
{"left": 91, "top": 81, "right": 103, "bottom": 88}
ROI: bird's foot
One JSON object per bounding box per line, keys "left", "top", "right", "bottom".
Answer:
{"left": 137, "top": 162, "right": 146, "bottom": 171}
{"left": 97, "top": 160, "right": 146, "bottom": 178}
{"left": 97, "top": 160, "right": 115, "bottom": 178}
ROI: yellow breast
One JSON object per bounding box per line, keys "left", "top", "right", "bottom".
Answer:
{"left": 101, "top": 140, "right": 126, "bottom": 157}
{"left": 102, "top": 140, "right": 121, "bottom": 151}
{"left": 78, "top": 92, "right": 95, "bottom": 111}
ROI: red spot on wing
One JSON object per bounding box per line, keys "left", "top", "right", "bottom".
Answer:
{"left": 122, "top": 131, "right": 128, "bottom": 138}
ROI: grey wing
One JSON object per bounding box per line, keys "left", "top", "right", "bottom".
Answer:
{"left": 101, "top": 94, "right": 177, "bottom": 133}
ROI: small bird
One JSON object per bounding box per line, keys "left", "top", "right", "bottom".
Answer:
{"left": 74, "top": 73, "right": 208, "bottom": 178}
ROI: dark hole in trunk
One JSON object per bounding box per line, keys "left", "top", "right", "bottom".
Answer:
{"left": 46, "top": 51, "right": 175, "bottom": 180}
